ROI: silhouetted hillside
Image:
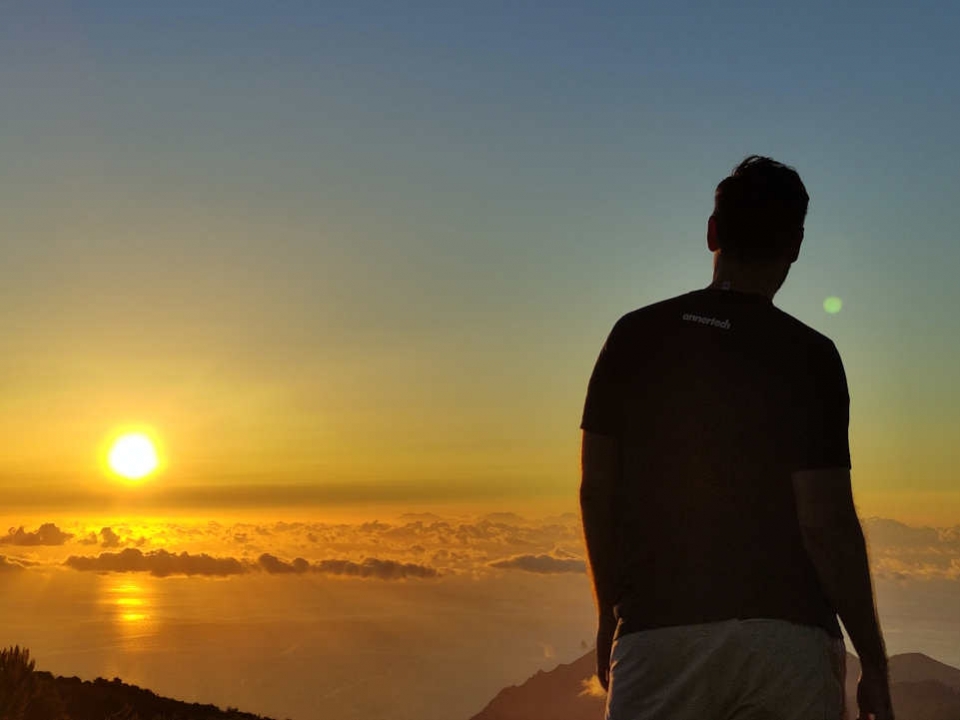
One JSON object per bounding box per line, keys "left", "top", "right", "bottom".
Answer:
{"left": 471, "top": 649, "right": 960, "bottom": 720}
{"left": 890, "top": 654, "right": 960, "bottom": 690}
{"left": 0, "top": 646, "right": 278, "bottom": 720}
{"left": 469, "top": 653, "right": 599, "bottom": 720}
{"left": 890, "top": 681, "right": 960, "bottom": 720}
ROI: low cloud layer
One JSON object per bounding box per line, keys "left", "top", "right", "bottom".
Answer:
{"left": 0, "top": 555, "right": 28, "bottom": 572}
{"left": 65, "top": 548, "right": 245, "bottom": 577}
{"left": 257, "top": 553, "right": 436, "bottom": 578}
{"left": 865, "top": 518, "right": 960, "bottom": 581}
{"left": 63, "top": 548, "right": 439, "bottom": 580}
{"left": 258, "top": 553, "right": 310, "bottom": 574}
{"left": 1, "top": 523, "right": 74, "bottom": 546}
{"left": 314, "top": 557, "right": 438, "bottom": 579}
{"left": 11, "top": 514, "right": 957, "bottom": 584}
{"left": 208, "top": 513, "right": 587, "bottom": 577}
{"left": 489, "top": 554, "right": 586, "bottom": 574}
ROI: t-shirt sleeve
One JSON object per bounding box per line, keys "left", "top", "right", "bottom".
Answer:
{"left": 795, "top": 339, "right": 852, "bottom": 470}
{"left": 580, "top": 320, "right": 627, "bottom": 437}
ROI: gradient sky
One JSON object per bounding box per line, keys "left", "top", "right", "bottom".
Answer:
{"left": 2, "top": 1, "right": 959, "bottom": 521}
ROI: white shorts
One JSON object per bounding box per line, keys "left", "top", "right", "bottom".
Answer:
{"left": 606, "top": 619, "right": 846, "bottom": 720}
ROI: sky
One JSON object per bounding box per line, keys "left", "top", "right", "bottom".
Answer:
{"left": 1, "top": 3, "right": 960, "bottom": 717}
{"left": 1, "top": 1, "right": 959, "bottom": 520}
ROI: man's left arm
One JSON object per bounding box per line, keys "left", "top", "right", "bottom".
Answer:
{"left": 580, "top": 429, "right": 621, "bottom": 690}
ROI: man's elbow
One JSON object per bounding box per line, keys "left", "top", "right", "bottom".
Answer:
{"left": 796, "top": 501, "right": 863, "bottom": 541}
{"left": 797, "top": 512, "right": 866, "bottom": 569}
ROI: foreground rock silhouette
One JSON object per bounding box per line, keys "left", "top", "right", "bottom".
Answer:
{"left": 0, "top": 646, "right": 277, "bottom": 720}
{"left": 470, "top": 650, "right": 960, "bottom": 720}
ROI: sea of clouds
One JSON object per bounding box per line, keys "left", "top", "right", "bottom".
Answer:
{"left": 1, "top": 514, "right": 958, "bottom": 583}
{"left": 0, "top": 512, "right": 588, "bottom": 580}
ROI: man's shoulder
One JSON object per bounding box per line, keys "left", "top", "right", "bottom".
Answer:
{"left": 769, "top": 305, "right": 840, "bottom": 355}
{"left": 608, "top": 291, "right": 842, "bottom": 357}
{"left": 610, "top": 292, "right": 698, "bottom": 333}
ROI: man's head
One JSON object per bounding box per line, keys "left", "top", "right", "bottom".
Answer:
{"left": 707, "top": 155, "right": 808, "bottom": 264}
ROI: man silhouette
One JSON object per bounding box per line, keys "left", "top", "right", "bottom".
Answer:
{"left": 580, "top": 156, "right": 893, "bottom": 720}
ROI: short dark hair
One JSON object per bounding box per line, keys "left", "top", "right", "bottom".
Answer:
{"left": 712, "top": 155, "right": 809, "bottom": 262}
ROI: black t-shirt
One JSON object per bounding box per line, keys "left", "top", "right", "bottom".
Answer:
{"left": 581, "top": 287, "right": 848, "bottom": 637}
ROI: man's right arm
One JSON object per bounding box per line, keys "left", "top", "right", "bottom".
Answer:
{"left": 792, "top": 467, "right": 893, "bottom": 720}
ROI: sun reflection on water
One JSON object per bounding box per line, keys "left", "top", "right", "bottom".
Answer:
{"left": 101, "top": 578, "right": 157, "bottom": 650}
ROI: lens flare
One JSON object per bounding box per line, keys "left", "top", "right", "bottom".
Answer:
{"left": 823, "top": 296, "right": 843, "bottom": 315}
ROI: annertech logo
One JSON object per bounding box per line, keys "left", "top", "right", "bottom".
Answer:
{"left": 682, "top": 312, "right": 731, "bottom": 330}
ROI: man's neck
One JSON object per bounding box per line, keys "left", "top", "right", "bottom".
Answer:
{"left": 709, "top": 253, "right": 790, "bottom": 300}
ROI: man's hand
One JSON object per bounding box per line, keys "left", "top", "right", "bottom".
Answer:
{"left": 596, "top": 611, "right": 617, "bottom": 692}
{"left": 857, "top": 664, "right": 894, "bottom": 720}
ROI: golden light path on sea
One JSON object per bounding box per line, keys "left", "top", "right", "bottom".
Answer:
{"left": 102, "top": 579, "right": 156, "bottom": 652}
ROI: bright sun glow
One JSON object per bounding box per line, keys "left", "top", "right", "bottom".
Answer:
{"left": 108, "top": 433, "right": 159, "bottom": 480}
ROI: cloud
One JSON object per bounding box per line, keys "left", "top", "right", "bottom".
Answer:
{"left": 313, "top": 558, "right": 438, "bottom": 579}
{"left": 16, "top": 513, "right": 960, "bottom": 584}
{"left": 63, "top": 548, "right": 438, "bottom": 581}
{"left": 257, "top": 553, "right": 438, "bottom": 579}
{"left": 0, "top": 523, "right": 74, "bottom": 546}
{"left": 1, "top": 512, "right": 587, "bottom": 579}
{"left": 64, "top": 548, "right": 246, "bottom": 577}
{"left": 398, "top": 512, "right": 444, "bottom": 523}
{"left": 0, "top": 555, "right": 28, "bottom": 572}
{"left": 258, "top": 553, "right": 310, "bottom": 574}
{"left": 90, "top": 526, "right": 147, "bottom": 548}
{"left": 489, "top": 554, "right": 586, "bottom": 574}
{"left": 864, "top": 518, "right": 960, "bottom": 581}
{"left": 100, "top": 527, "right": 122, "bottom": 548}
{"left": 865, "top": 518, "right": 944, "bottom": 549}
{"left": 580, "top": 675, "right": 606, "bottom": 699}
{"left": 480, "top": 512, "right": 530, "bottom": 525}
{"left": 213, "top": 514, "right": 586, "bottom": 576}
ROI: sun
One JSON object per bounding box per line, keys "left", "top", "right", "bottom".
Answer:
{"left": 107, "top": 433, "right": 160, "bottom": 481}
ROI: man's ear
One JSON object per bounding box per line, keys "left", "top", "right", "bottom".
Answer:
{"left": 707, "top": 215, "right": 720, "bottom": 252}
{"left": 787, "top": 227, "right": 803, "bottom": 263}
